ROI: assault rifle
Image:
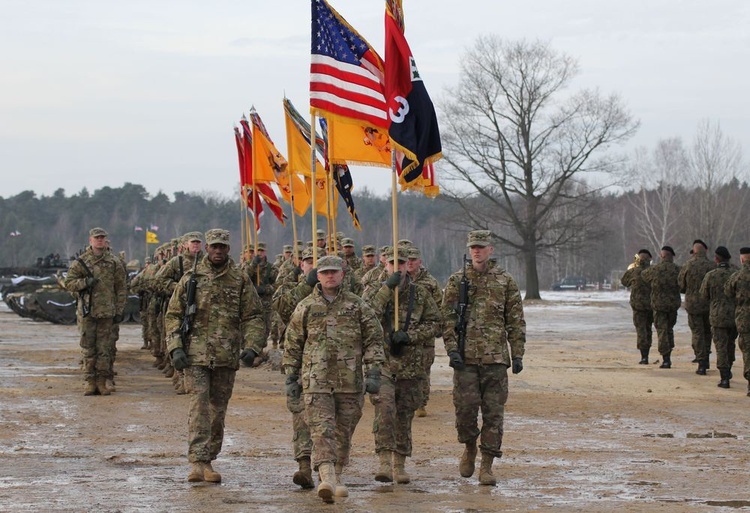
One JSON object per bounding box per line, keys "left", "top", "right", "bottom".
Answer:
{"left": 454, "top": 255, "right": 470, "bottom": 360}
{"left": 180, "top": 253, "right": 200, "bottom": 348}
{"left": 75, "top": 257, "right": 95, "bottom": 318}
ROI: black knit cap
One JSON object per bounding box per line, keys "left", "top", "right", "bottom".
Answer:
{"left": 740, "top": 247, "right": 750, "bottom": 255}
{"left": 662, "top": 245, "right": 676, "bottom": 256}
{"left": 693, "top": 239, "right": 708, "bottom": 250}
{"left": 637, "top": 249, "right": 652, "bottom": 258}
{"left": 715, "top": 246, "right": 731, "bottom": 259}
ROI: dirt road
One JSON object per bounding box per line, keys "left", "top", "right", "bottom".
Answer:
{"left": 1, "top": 293, "right": 749, "bottom": 512}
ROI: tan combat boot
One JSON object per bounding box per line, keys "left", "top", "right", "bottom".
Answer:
{"left": 187, "top": 462, "right": 204, "bottom": 482}
{"left": 317, "top": 463, "right": 335, "bottom": 503}
{"left": 203, "top": 462, "right": 221, "bottom": 483}
{"left": 164, "top": 365, "right": 175, "bottom": 378}
{"left": 96, "top": 377, "right": 111, "bottom": 396}
{"left": 415, "top": 407, "right": 427, "bottom": 417}
{"left": 478, "top": 453, "right": 497, "bottom": 486}
{"left": 334, "top": 463, "right": 348, "bottom": 497}
{"left": 393, "top": 453, "right": 411, "bottom": 484}
{"left": 83, "top": 379, "right": 98, "bottom": 396}
{"left": 293, "top": 457, "right": 314, "bottom": 489}
{"left": 459, "top": 442, "right": 478, "bottom": 478}
{"left": 374, "top": 450, "right": 393, "bottom": 482}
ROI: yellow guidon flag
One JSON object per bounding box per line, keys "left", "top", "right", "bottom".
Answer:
{"left": 146, "top": 231, "right": 159, "bottom": 244}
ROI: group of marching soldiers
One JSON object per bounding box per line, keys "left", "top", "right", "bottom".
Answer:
{"left": 621, "top": 240, "right": 750, "bottom": 393}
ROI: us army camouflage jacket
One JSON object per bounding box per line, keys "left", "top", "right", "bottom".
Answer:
{"left": 64, "top": 246, "right": 126, "bottom": 319}
{"left": 243, "top": 259, "right": 277, "bottom": 299}
{"left": 363, "top": 278, "right": 441, "bottom": 380}
{"left": 620, "top": 261, "right": 652, "bottom": 311}
{"left": 441, "top": 264, "right": 526, "bottom": 366}
{"left": 165, "top": 256, "right": 266, "bottom": 369}
{"left": 724, "top": 261, "right": 750, "bottom": 333}
{"left": 283, "top": 285, "right": 385, "bottom": 394}
{"left": 641, "top": 261, "right": 682, "bottom": 313}
{"left": 360, "top": 265, "right": 386, "bottom": 293}
{"left": 700, "top": 263, "right": 736, "bottom": 328}
{"left": 273, "top": 274, "right": 314, "bottom": 325}
{"left": 678, "top": 254, "right": 715, "bottom": 314}
{"left": 155, "top": 252, "right": 199, "bottom": 297}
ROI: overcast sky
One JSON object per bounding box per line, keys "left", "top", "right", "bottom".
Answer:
{"left": 1, "top": 0, "right": 748, "bottom": 200}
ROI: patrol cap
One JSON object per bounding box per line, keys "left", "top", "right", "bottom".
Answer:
{"left": 740, "top": 247, "right": 750, "bottom": 255}
{"left": 637, "top": 249, "right": 652, "bottom": 258}
{"left": 205, "top": 229, "right": 230, "bottom": 246}
{"left": 342, "top": 238, "right": 355, "bottom": 247}
{"left": 144, "top": 256, "right": 152, "bottom": 264}
{"left": 306, "top": 240, "right": 314, "bottom": 248}
{"left": 362, "top": 244, "right": 376, "bottom": 256}
{"left": 384, "top": 246, "right": 409, "bottom": 263}
{"left": 379, "top": 245, "right": 392, "bottom": 255}
{"left": 317, "top": 255, "right": 344, "bottom": 272}
{"left": 183, "top": 231, "right": 204, "bottom": 243}
{"left": 397, "top": 239, "right": 413, "bottom": 247}
{"left": 283, "top": 245, "right": 293, "bottom": 253}
{"left": 661, "top": 245, "right": 675, "bottom": 256}
{"left": 316, "top": 229, "right": 325, "bottom": 240}
{"left": 715, "top": 246, "right": 731, "bottom": 259}
{"left": 467, "top": 230, "right": 492, "bottom": 248}
{"left": 301, "top": 248, "right": 314, "bottom": 260}
{"left": 407, "top": 247, "right": 422, "bottom": 259}
{"left": 693, "top": 239, "right": 708, "bottom": 250}
{"left": 89, "top": 227, "right": 108, "bottom": 238}
{"left": 257, "top": 241, "right": 267, "bottom": 251}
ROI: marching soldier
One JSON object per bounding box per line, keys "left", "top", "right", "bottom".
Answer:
{"left": 620, "top": 249, "right": 654, "bottom": 364}
{"left": 724, "top": 247, "right": 750, "bottom": 396}
{"left": 678, "top": 240, "right": 715, "bottom": 374}
{"left": 642, "top": 246, "right": 682, "bottom": 369}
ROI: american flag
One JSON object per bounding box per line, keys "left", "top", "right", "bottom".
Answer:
{"left": 310, "top": 0, "right": 388, "bottom": 129}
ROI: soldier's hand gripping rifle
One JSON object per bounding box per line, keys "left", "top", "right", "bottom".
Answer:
{"left": 180, "top": 254, "right": 199, "bottom": 348}
{"left": 455, "top": 255, "right": 470, "bottom": 360}
{"left": 75, "top": 257, "right": 96, "bottom": 318}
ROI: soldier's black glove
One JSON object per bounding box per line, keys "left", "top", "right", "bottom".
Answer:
{"left": 306, "top": 268, "right": 319, "bottom": 287}
{"left": 285, "top": 374, "right": 302, "bottom": 400}
{"left": 85, "top": 276, "right": 99, "bottom": 288}
{"left": 240, "top": 348, "right": 258, "bottom": 367}
{"left": 365, "top": 367, "right": 381, "bottom": 394}
{"left": 511, "top": 357, "right": 523, "bottom": 374}
{"left": 385, "top": 271, "right": 401, "bottom": 290}
{"left": 389, "top": 330, "right": 410, "bottom": 356}
{"left": 256, "top": 284, "right": 268, "bottom": 296}
{"left": 448, "top": 351, "right": 465, "bottom": 371}
{"left": 292, "top": 266, "right": 303, "bottom": 277}
{"left": 252, "top": 255, "right": 263, "bottom": 265}
{"left": 171, "top": 348, "right": 189, "bottom": 371}
{"left": 112, "top": 313, "right": 124, "bottom": 324}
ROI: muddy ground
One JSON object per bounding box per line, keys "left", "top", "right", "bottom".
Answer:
{"left": 1, "top": 293, "right": 749, "bottom": 512}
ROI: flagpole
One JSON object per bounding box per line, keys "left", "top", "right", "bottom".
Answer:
{"left": 310, "top": 113, "right": 318, "bottom": 266}
{"left": 250, "top": 124, "right": 260, "bottom": 285}
{"left": 239, "top": 188, "right": 246, "bottom": 259}
{"left": 391, "top": 149, "right": 399, "bottom": 328}
{"left": 289, "top": 171, "right": 300, "bottom": 266}
{"left": 329, "top": 168, "right": 337, "bottom": 254}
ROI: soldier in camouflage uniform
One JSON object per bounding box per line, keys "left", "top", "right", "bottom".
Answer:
{"left": 442, "top": 230, "right": 526, "bottom": 486}
{"left": 165, "top": 229, "right": 266, "bottom": 483}
{"left": 406, "top": 246, "right": 443, "bottom": 417}
{"left": 341, "top": 238, "right": 362, "bottom": 272}
{"left": 363, "top": 246, "right": 441, "bottom": 484}
{"left": 155, "top": 231, "right": 204, "bottom": 394}
{"left": 620, "top": 249, "right": 654, "bottom": 364}
{"left": 700, "top": 246, "right": 737, "bottom": 388}
{"left": 283, "top": 255, "right": 385, "bottom": 503}
{"left": 724, "top": 247, "right": 750, "bottom": 396}
{"left": 64, "top": 227, "right": 127, "bottom": 396}
{"left": 130, "top": 256, "right": 154, "bottom": 350}
{"left": 353, "top": 244, "right": 377, "bottom": 285}
{"left": 243, "top": 241, "right": 277, "bottom": 343}
{"left": 361, "top": 245, "right": 389, "bottom": 292}
{"left": 641, "top": 246, "right": 682, "bottom": 369}
{"left": 678, "top": 240, "right": 715, "bottom": 374}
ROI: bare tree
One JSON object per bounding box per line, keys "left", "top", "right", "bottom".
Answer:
{"left": 686, "top": 119, "right": 746, "bottom": 244}
{"left": 627, "top": 139, "right": 688, "bottom": 252}
{"left": 439, "top": 37, "right": 638, "bottom": 298}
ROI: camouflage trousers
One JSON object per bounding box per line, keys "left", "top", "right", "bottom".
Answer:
{"left": 370, "top": 375, "right": 423, "bottom": 456}
{"left": 287, "top": 390, "right": 312, "bottom": 461}
{"left": 109, "top": 322, "right": 119, "bottom": 379}
{"left": 453, "top": 364, "right": 508, "bottom": 458}
{"left": 260, "top": 297, "right": 273, "bottom": 343}
{"left": 688, "top": 313, "right": 712, "bottom": 361}
{"left": 271, "top": 311, "right": 285, "bottom": 347}
{"left": 712, "top": 326, "right": 737, "bottom": 372}
{"left": 419, "top": 345, "right": 436, "bottom": 408}
{"left": 739, "top": 333, "right": 750, "bottom": 382}
{"left": 653, "top": 309, "right": 678, "bottom": 356}
{"left": 78, "top": 316, "right": 114, "bottom": 382}
{"left": 631, "top": 309, "right": 653, "bottom": 351}
{"left": 305, "top": 392, "right": 364, "bottom": 469}
{"left": 184, "top": 366, "right": 236, "bottom": 463}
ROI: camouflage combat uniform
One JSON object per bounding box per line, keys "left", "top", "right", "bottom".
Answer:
{"left": 678, "top": 253, "right": 715, "bottom": 364}
{"left": 165, "top": 252, "right": 266, "bottom": 466}
{"left": 243, "top": 257, "right": 277, "bottom": 342}
{"left": 282, "top": 281, "right": 384, "bottom": 471}
{"left": 363, "top": 268, "right": 441, "bottom": 460}
{"left": 642, "top": 260, "right": 682, "bottom": 358}
{"left": 701, "top": 263, "right": 737, "bottom": 374}
{"left": 724, "top": 260, "right": 750, "bottom": 387}
{"left": 64, "top": 244, "right": 127, "bottom": 392}
{"left": 620, "top": 259, "right": 654, "bottom": 355}
{"left": 442, "top": 257, "right": 526, "bottom": 459}
{"left": 410, "top": 266, "right": 443, "bottom": 410}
